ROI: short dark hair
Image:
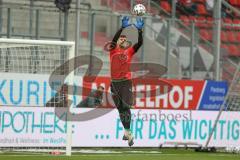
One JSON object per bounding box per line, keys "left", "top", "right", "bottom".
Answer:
{"left": 97, "top": 85, "right": 104, "bottom": 90}
{"left": 120, "top": 35, "right": 127, "bottom": 38}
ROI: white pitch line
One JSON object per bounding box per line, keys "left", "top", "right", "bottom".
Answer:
{"left": 0, "top": 153, "right": 239, "bottom": 157}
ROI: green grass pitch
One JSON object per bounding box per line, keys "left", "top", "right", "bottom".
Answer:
{"left": 0, "top": 148, "right": 240, "bottom": 160}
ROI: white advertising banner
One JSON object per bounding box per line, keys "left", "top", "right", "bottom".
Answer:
{"left": 0, "top": 107, "right": 239, "bottom": 147}
{"left": 0, "top": 73, "right": 84, "bottom": 107}
{"left": 0, "top": 73, "right": 228, "bottom": 111}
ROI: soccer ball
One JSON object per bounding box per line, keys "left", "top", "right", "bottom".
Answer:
{"left": 133, "top": 4, "right": 146, "bottom": 16}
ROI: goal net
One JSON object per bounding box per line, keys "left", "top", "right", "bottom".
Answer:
{"left": 225, "top": 64, "right": 240, "bottom": 111}
{"left": 0, "top": 38, "right": 74, "bottom": 74}
{"left": 0, "top": 38, "right": 75, "bottom": 155}
{"left": 205, "top": 61, "right": 240, "bottom": 150}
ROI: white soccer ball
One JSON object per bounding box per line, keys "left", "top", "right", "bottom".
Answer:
{"left": 133, "top": 4, "right": 146, "bottom": 16}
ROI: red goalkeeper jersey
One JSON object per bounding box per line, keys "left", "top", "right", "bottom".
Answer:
{"left": 110, "top": 46, "right": 135, "bottom": 80}
{"left": 109, "top": 27, "right": 142, "bottom": 80}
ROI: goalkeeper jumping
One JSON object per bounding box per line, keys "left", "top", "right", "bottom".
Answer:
{"left": 109, "top": 16, "right": 144, "bottom": 147}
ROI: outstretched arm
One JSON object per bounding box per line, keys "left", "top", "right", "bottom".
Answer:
{"left": 133, "top": 29, "right": 143, "bottom": 52}
{"left": 111, "top": 16, "right": 131, "bottom": 47}
{"left": 133, "top": 17, "right": 144, "bottom": 53}
{"left": 111, "top": 27, "right": 123, "bottom": 44}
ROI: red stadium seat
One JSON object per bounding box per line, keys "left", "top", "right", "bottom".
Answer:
{"left": 236, "top": 32, "right": 240, "bottom": 41}
{"left": 236, "top": 0, "right": 240, "bottom": 6}
{"left": 237, "top": 45, "right": 240, "bottom": 56}
{"left": 229, "top": 0, "right": 236, "bottom": 5}
{"left": 221, "top": 44, "right": 229, "bottom": 56}
{"left": 221, "top": 44, "right": 228, "bottom": 50}
{"left": 180, "top": 15, "right": 190, "bottom": 26}
{"left": 195, "top": 16, "right": 207, "bottom": 28}
{"left": 205, "top": 17, "right": 213, "bottom": 28}
{"left": 233, "top": 19, "right": 240, "bottom": 30}
{"left": 223, "top": 18, "right": 233, "bottom": 24}
{"left": 200, "top": 29, "right": 212, "bottom": 41}
{"left": 221, "top": 31, "right": 228, "bottom": 42}
{"left": 227, "top": 31, "right": 237, "bottom": 42}
{"left": 233, "top": 11, "right": 240, "bottom": 18}
{"left": 223, "top": 18, "right": 233, "bottom": 29}
{"left": 160, "top": 1, "right": 171, "bottom": 12}
{"left": 189, "top": 16, "right": 196, "bottom": 22}
{"left": 228, "top": 45, "right": 239, "bottom": 56}
{"left": 192, "top": 0, "right": 206, "bottom": 3}
{"left": 196, "top": 4, "right": 208, "bottom": 15}
{"left": 178, "top": 0, "right": 192, "bottom": 5}
{"left": 229, "top": 0, "right": 240, "bottom": 6}
{"left": 206, "top": 17, "right": 213, "bottom": 23}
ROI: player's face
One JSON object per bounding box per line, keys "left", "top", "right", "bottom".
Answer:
{"left": 117, "top": 37, "right": 127, "bottom": 48}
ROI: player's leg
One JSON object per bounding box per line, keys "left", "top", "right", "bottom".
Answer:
{"left": 111, "top": 81, "right": 132, "bottom": 129}
{"left": 111, "top": 80, "right": 134, "bottom": 146}
{"left": 110, "top": 82, "right": 126, "bottom": 128}
{"left": 119, "top": 108, "right": 132, "bottom": 144}
{"left": 118, "top": 106, "right": 131, "bottom": 133}
{"left": 119, "top": 80, "right": 134, "bottom": 146}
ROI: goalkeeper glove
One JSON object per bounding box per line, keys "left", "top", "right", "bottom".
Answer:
{"left": 122, "top": 16, "right": 131, "bottom": 28}
{"left": 134, "top": 17, "right": 144, "bottom": 30}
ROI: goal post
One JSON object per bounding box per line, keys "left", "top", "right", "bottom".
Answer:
{"left": 0, "top": 38, "right": 75, "bottom": 74}
{"left": 0, "top": 38, "right": 75, "bottom": 155}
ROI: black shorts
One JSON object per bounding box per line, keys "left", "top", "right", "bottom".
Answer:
{"left": 110, "top": 79, "right": 133, "bottom": 109}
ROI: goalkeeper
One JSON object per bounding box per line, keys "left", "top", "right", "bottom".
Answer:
{"left": 109, "top": 16, "right": 144, "bottom": 147}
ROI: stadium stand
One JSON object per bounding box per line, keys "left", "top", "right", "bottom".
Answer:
{"left": 99, "top": 0, "right": 240, "bottom": 82}
{"left": 158, "top": 0, "right": 240, "bottom": 58}
{"left": 1, "top": 0, "right": 239, "bottom": 79}
{"left": 100, "top": 0, "right": 240, "bottom": 56}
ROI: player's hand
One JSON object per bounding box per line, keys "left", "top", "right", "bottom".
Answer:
{"left": 134, "top": 17, "right": 144, "bottom": 30}
{"left": 122, "top": 16, "right": 131, "bottom": 28}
